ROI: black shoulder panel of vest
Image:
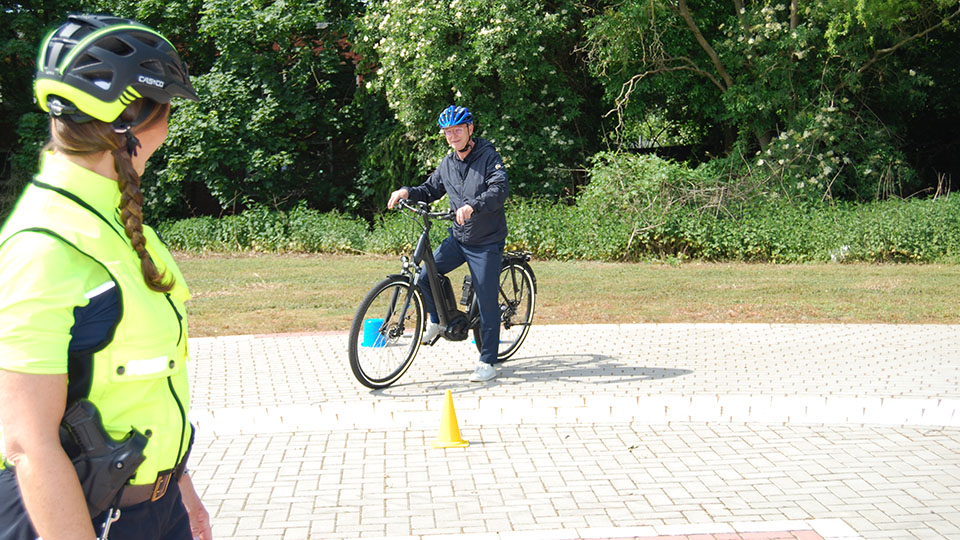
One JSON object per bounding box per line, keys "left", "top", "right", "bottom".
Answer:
{"left": 70, "top": 284, "right": 120, "bottom": 353}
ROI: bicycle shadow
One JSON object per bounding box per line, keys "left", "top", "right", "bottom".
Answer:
{"left": 373, "top": 353, "right": 692, "bottom": 398}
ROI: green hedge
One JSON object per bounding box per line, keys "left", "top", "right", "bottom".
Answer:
{"left": 157, "top": 195, "right": 960, "bottom": 263}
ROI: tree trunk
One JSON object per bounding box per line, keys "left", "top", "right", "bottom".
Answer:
{"left": 677, "top": 0, "right": 734, "bottom": 90}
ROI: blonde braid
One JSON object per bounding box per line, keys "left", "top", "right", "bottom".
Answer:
{"left": 112, "top": 146, "right": 173, "bottom": 292}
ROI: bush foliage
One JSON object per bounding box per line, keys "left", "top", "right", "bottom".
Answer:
{"left": 582, "top": 0, "right": 960, "bottom": 202}
{"left": 158, "top": 191, "right": 960, "bottom": 264}
{"left": 2, "top": 2, "right": 958, "bottom": 232}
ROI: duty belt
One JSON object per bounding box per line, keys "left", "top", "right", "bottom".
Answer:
{"left": 118, "top": 460, "right": 187, "bottom": 507}
{"left": 118, "top": 428, "right": 192, "bottom": 508}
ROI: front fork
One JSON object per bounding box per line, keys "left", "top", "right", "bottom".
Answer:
{"left": 377, "top": 258, "right": 421, "bottom": 340}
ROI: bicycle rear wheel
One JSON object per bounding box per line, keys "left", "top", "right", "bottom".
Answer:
{"left": 348, "top": 276, "right": 424, "bottom": 389}
{"left": 474, "top": 261, "right": 536, "bottom": 361}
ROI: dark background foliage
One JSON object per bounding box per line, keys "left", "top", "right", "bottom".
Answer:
{"left": 2, "top": 0, "right": 958, "bottom": 246}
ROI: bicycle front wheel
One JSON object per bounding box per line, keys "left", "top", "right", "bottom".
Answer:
{"left": 474, "top": 261, "right": 536, "bottom": 361}
{"left": 348, "top": 276, "right": 425, "bottom": 389}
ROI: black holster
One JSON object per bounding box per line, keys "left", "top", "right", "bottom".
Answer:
{"left": 59, "top": 399, "right": 147, "bottom": 517}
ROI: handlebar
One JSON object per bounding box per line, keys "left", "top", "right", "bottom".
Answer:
{"left": 397, "top": 198, "right": 455, "bottom": 221}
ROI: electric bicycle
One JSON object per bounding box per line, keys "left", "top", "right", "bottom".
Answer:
{"left": 347, "top": 199, "right": 537, "bottom": 389}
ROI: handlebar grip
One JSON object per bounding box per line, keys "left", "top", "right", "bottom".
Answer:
{"left": 397, "top": 199, "right": 424, "bottom": 211}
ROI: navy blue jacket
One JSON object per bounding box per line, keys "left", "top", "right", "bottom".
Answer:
{"left": 405, "top": 138, "right": 509, "bottom": 246}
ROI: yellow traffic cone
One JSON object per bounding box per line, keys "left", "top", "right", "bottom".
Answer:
{"left": 431, "top": 390, "right": 469, "bottom": 448}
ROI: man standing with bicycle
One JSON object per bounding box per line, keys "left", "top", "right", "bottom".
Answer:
{"left": 387, "top": 105, "right": 509, "bottom": 382}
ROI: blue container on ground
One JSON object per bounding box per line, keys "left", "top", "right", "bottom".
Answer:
{"left": 362, "top": 318, "right": 387, "bottom": 347}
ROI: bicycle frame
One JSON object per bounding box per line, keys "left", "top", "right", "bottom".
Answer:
{"left": 393, "top": 200, "right": 480, "bottom": 341}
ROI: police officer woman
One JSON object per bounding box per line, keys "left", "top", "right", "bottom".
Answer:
{"left": 0, "top": 14, "right": 211, "bottom": 540}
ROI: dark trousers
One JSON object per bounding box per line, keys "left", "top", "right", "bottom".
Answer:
{"left": 418, "top": 235, "right": 504, "bottom": 365}
{"left": 0, "top": 467, "right": 192, "bottom": 540}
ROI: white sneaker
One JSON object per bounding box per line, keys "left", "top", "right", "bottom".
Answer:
{"left": 421, "top": 321, "right": 443, "bottom": 344}
{"left": 468, "top": 362, "right": 497, "bottom": 382}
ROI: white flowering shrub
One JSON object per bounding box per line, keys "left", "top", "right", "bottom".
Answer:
{"left": 355, "top": 0, "right": 591, "bottom": 198}
{"left": 749, "top": 96, "right": 916, "bottom": 201}
{"left": 718, "top": 2, "right": 919, "bottom": 200}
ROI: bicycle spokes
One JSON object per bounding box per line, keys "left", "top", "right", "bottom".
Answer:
{"left": 476, "top": 262, "right": 535, "bottom": 361}
{"left": 348, "top": 277, "right": 424, "bottom": 388}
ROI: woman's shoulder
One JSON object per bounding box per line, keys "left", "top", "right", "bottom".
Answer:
{"left": 1, "top": 229, "right": 79, "bottom": 259}
{"left": 0, "top": 231, "right": 106, "bottom": 290}
{"left": 0, "top": 231, "right": 109, "bottom": 374}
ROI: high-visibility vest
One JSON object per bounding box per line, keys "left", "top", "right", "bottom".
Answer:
{"left": 0, "top": 152, "right": 192, "bottom": 485}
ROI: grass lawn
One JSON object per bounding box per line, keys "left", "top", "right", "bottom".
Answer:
{"left": 175, "top": 252, "right": 960, "bottom": 337}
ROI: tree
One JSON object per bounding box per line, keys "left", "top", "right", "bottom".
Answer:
{"left": 150, "top": 0, "right": 364, "bottom": 218}
{"left": 1, "top": 0, "right": 366, "bottom": 220}
{"left": 583, "top": 0, "right": 960, "bottom": 201}
{"left": 0, "top": 1, "right": 85, "bottom": 215}
{"left": 353, "top": 0, "right": 606, "bottom": 201}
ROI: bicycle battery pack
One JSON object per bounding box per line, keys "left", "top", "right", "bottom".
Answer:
{"left": 438, "top": 275, "right": 459, "bottom": 315}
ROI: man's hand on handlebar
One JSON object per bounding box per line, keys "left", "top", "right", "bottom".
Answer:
{"left": 387, "top": 188, "right": 409, "bottom": 209}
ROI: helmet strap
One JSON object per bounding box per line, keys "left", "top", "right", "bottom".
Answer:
{"left": 458, "top": 138, "right": 473, "bottom": 154}
{"left": 113, "top": 125, "right": 141, "bottom": 157}
{"left": 124, "top": 131, "right": 141, "bottom": 157}
{"left": 111, "top": 100, "right": 157, "bottom": 157}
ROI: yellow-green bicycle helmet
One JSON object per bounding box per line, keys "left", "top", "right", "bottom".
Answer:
{"left": 35, "top": 14, "right": 198, "bottom": 125}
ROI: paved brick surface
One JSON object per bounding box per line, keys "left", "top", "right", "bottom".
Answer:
{"left": 185, "top": 324, "right": 960, "bottom": 539}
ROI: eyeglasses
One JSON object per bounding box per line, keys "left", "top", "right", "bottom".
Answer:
{"left": 440, "top": 126, "right": 468, "bottom": 137}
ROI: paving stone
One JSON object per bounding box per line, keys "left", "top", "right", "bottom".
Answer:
{"left": 185, "top": 324, "right": 960, "bottom": 539}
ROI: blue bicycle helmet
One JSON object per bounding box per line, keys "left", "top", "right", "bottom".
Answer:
{"left": 438, "top": 105, "right": 473, "bottom": 128}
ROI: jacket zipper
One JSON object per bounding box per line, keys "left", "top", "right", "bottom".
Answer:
{"left": 167, "top": 376, "right": 187, "bottom": 468}
{"left": 164, "top": 293, "right": 184, "bottom": 347}
{"left": 163, "top": 292, "right": 187, "bottom": 466}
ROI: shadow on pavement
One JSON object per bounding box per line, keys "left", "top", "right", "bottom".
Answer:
{"left": 501, "top": 354, "right": 692, "bottom": 383}
{"left": 374, "top": 353, "right": 692, "bottom": 398}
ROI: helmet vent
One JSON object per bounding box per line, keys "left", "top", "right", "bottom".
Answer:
{"left": 132, "top": 31, "right": 163, "bottom": 49}
{"left": 97, "top": 35, "right": 135, "bottom": 57}
{"left": 80, "top": 69, "right": 115, "bottom": 90}
{"left": 141, "top": 59, "right": 164, "bottom": 76}
{"left": 169, "top": 63, "right": 189, "bottom": 84}
{"left": 74, "top": 52, "right": 103, "bottom": 70}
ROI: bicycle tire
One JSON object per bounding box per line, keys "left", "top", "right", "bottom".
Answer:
{"left": 348, "top": 276, "right": 425, "bottom": 389}
{"left": 473, "top": 261, "right": 536, "bottom": 361}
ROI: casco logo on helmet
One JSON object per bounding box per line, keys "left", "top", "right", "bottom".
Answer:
{"left": 137, "top": 75, "right": 165, "bottom": 88}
